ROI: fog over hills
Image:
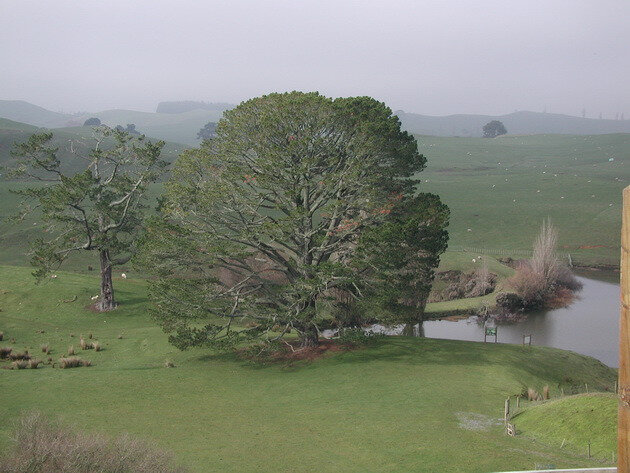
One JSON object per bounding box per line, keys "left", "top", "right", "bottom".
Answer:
{"left": 2, "top": 99, "right": 630, "bottom": 146}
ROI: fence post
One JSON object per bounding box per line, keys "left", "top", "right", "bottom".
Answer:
{"left": 619, "top": 185, "right": 630, "bottom": 473}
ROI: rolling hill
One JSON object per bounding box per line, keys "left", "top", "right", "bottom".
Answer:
{"left": 3, "top": 100, "right": 630, "bottom": 146}
{"left": 397, "top": 110, "right": 630, "bottom": 137}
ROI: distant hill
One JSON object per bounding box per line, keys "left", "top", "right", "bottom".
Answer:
{"left": 156, "top": 101, "right": 234, "bottom": 114}
{"left": 3, "top": 100, "right": 630, "bottom": 146}
{"left": 0, "top": 100, "right": 77, "bottom": 128}
{"left": 397, "top": 110, "right": 630, "bottom": 137}
{"left": 0, "top": 119, "right": 186, "bottom": 176}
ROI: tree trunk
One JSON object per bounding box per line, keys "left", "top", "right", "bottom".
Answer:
{"left": 97, "top": 249, "right": 117, "bottom": 311}
{"left": 299, "top": 324, "right": 319, "bottom": 348}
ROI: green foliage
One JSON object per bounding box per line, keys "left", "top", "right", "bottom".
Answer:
{"left": 356, "top": 193, "right": 449, "bottom": 323}
{"left": 482, "top": 120, "right": 507, "bottom": 138}
{"left": 337, "top": 327, "right": 385, "bottom": 345}
{"left": 8, "top": 128, "right": 167, "bottom": 308}
{"left": 140, "top": 92, "right": 446, "bottom": 349}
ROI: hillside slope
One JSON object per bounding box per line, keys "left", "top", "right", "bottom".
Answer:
{"left": 513, "top": 393, "right": 617, "bottom": 459}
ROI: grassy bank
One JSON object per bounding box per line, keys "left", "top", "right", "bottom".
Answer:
{"left": 513, "top": 393, "right": 617, "bottom": 460}
{"left": 0, "top": 265, "right": 617, "bottom": 473}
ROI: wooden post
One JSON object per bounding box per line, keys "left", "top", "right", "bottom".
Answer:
{"left": 504, "top": 397, "right": 510, "bottom": 424}
{"left": 619, "top": 186, "right": 630, "bottom": 472}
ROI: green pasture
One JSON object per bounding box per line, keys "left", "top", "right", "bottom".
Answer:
{"left": 514, "top": 393, "right": 618, "bottom": 459}
{"left": 0, "top": 265, "right": 618, "bottom": 473}
{"left": 417, "top": 133, "right": 629, "bottom": 266}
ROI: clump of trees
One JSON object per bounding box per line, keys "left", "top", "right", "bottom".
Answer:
{"left": 138, "top": 92, "right": 448, "bottom": 349}
{"left": 503, "top": 220, "right": 581, "bottom": 310}
{"left": 115, "top": 123, "right": 140, "bottom": 135}
{"left": 9, "top": 127, "right": 167, "bottom": 311}
{"left": 483, "top": 120, "right": 507, "bottom": 138}
{"left": 83, "top": 117, "right": 101, "bottom": 126}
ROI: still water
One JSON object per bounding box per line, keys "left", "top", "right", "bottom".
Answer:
{"left": 423, "top": 272, "right": 620, "bottom": 367}
{"left": 326, "top": 272, "right": 621, "bottom": 367}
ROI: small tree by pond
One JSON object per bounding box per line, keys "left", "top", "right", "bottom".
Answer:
{"left": 9, "top": 127, "right": 167, "bottom": 311}
{"left": 506, "top": 219, "right": 581, "bottom": 309}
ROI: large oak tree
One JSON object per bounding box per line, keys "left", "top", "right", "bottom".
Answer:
{"left": 140, "top": 92, "right": 447, "bottom": 348}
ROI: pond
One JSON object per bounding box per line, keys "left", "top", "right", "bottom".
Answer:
{"left": 325, "top": 271, "right": 621, "bottom": 367}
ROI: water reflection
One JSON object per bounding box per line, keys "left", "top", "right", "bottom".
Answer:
{"left": 324, "top": 273, "right": 621, "bottom": 367}
{"left": 424, "top": 274, "right": 620, "bottom": 366}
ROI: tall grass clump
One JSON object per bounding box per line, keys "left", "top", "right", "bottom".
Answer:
{"left": 0, "top": 331, "right": 4, "bottom": 341}
{"left": 507, "top": 219, "right": 581, "bottom": 309}
{"left": 59, "top": 357, "right": 91, "bottom": 369}
{"left": 0, "top": 347, "right": 12, "bottom": 359}
{"left": 0, "top": 411, "right": 189, "bottom": 473}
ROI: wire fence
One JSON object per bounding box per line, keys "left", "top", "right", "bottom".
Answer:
{"left": 448, "top": 245, "right": 573, "bottom": 263}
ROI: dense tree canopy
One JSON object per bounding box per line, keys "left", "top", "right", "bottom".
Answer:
{"left": 139, "top": 92, "right": 447, "bottom": 349}
{"left": 10, "top": 127, "right": 167, "bottom": 311}
{"left": 483, "top": 120, "right": 507, "bottom": 138}
{"left": 83, "top": 117, "right": 101, "bottom": 126}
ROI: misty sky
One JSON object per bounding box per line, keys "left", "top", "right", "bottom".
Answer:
{"left": 1, "top": 0, "right": 628, "bottom": 117}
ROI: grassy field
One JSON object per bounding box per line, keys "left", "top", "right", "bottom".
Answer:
{"left": 417, "top": 133, "right": 630, "bottom": 266}
{"left": 2, "top": 132, "right": 628, "bottom": 268}
{"left": 0, "top": 265, "right": 618, "bottom": 473}
{"left": 514, "top": 393, "right": 617, "bottom": 459}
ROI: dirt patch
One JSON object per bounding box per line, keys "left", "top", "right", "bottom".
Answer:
{"left": 238, "top": 339, "right": 354, "bottom": 364}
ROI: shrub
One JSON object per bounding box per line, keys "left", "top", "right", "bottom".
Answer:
{"left": 41, "top": 344, "right": 50, "bottom": 354}
{"left": 117, "top": 334, "right": 123, "bottom": 339}
{"left": 527, "top": 387, "right": 539, "bottom": 401}
{"left": 12, "top": 360, "right": 29, "bottom": 370}
{"left": 0, "top": 331, "right": 4, "bottom": 341}
{"left": 0, "top": 346, "right": 12, "bottom": 359}
{"left": 92, "top": 341, "right": 101, "bottom": 352}
{"left": 80, "top": 338, "right": 88, "bottom": 350}
{"left": 508, "top": 262, "right": 547, "bottom": 309}
{"left": 164, "top": 360, "right": 175, "bottom": 368}
{"left": 59, "top": 357, "right": 86, "bottom": 369}
{"left": 67, "top": 346, "right": 75, "bottom": 356}
{"left": 338, "top": 327, "right": 385, "bottom": 345}
{"left": 28, "top": 359, "right": 41, "bottom": 369}
{"left": 9, "top": 351, "right": 31, "bottom": 361}
{"left": 542, "top": 385, "right": 550, "bottom": 400}
{"left": 0, "top": 411, "right": 189, "bottom": 473}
